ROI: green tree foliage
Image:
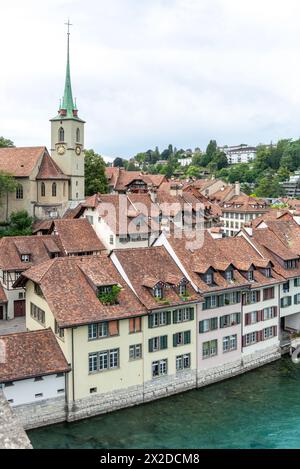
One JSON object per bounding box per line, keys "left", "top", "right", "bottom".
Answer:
{"left": 84, "top": 149, "right": 108, "bottom": 196}
{"left": 0, "top": 172, "right": 17, "bottom": 200}
{"left": 255, "top": 173, "right": 285, "bottom": 198}
{"left": 113, "top": 157, "right": 125, "bottom": 167}
{"left": 206, "top": 140, "right": 217, "bottom": 160}
{"left": 0, "top": 137, "right": 14, "bottom": 148}
{"left": 2, "top": 210, "right": 33, "bottom": 236}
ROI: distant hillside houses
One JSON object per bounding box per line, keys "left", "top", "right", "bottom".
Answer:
{"left": 219, "top": 145, "right": 257, "bottom": 165}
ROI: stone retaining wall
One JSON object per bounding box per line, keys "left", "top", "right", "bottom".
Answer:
{"left": 13, "top": 396, "right": 66, "bottom": 430}
{"left": 0, "top": 391, "right": 32, "bottom": 449}
{"left": 9, "top": 348, "right": 282, "bottom": 429}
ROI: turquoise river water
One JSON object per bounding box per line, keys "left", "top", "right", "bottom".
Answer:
{"left": 28, "top": 356, "right": 300, "bottom": 449}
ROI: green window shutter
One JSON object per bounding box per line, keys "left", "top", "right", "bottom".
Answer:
{"left": 295, "top": 294, "right": 298, "bottom": 305}
{"left": 173, "top": 310, "right": 178, "bottom": 324}
{"left": 149, "top": 339, "right": 153, "bottom": 352}
{"left": 218, "top": 295, "right": 224, "bottom": 307}
{"left": 148, "top": 315, "right": 153, "bottom": 329}
{"left": 220, "top": 316, "right": 225, "bottom": 328}
{"left": 190, "top": 308, "right": 194, "bottom": 321}
{"left": 237, "top": 313, "right": 241, "bottom": 324}
{"left": 184, "top": 330, "right": 191, "bottom": 344}
{"left": 173, "top": 333, "right": 177, "bottom": 347}
{"left": 167, "top": 311, "right": 172, "bottom": 325}
{"left": 211, "top": 317, "right": 218, "bottom": 330}
{"left": 161, "top": 335, "right": 168, "bottom": 350}
{"left": 294, "top": 279, "right": 297, "bottom": 287}
{"left": 199, "top": 321, "right": 204, "bottom": 333}
{"left": 237, "top": 292, "right": 241, "bottom": 303}
{"left": 288, "top": 296, "right": 292, "bottom": 306}
{"left": 281, "top": 298, "right": 284, "bottom": 308}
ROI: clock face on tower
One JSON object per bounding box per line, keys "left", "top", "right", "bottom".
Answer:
{"left": 75, "top": 146, "right": 81, "bottom": 155}
{"left": 57, "top": 144, "right": 66, "bottom": 155}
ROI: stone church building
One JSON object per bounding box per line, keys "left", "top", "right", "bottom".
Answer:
{"left": 0, "top": 29, "right": 85, "bottom": 222}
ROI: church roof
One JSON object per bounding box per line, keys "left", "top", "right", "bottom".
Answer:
{"left": 0, "top": 146, "right": 46, "bottom": 177}
{"left": 36, "top": 152, "right": 69, "bottom": 180}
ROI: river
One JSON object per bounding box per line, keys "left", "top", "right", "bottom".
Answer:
{"left": 28, "top": 356, "right": 300, "bottom": 449}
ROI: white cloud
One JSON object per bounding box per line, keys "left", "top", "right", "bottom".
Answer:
{"left": 1, "top": 0, "right": 300, "bottom": 158}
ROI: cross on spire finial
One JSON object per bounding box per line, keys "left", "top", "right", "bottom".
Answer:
{"left": 65, "top": 19, "right": 73, "bottom": 36}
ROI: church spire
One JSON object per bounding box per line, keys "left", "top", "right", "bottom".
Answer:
{"left": 61, "top": 20, "right": 76, "bottom": 117}
{"left": 54, "top": 20, "right": 80, "bottom": 120}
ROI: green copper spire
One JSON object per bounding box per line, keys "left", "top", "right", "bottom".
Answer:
{"left": 51, "top": 20, "right": 84, "bottom": 122}
{"left": 61, "top": 20, "right": 76, "bottom": 117}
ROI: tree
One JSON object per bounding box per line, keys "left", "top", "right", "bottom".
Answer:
{"left": 255, "top": 174, "right": 285, "bottom": 198}
{"left": 185, "top": 166, "right": 202, "bottom": 178}
{"left": 277, "top": 166, "right": 290, "bottom": 182}
{"left": 84, "top": 149, "right": 108, "bottom": 196}
{"left": 0, "top": 172, "right": 17, "bottom": 200}
{"left": 4, "top": 210, "right": 33, "bottom": 236}
{"left": 206, "top": 140, "right": 217, "bottom": 160}
{"left": 113, "top": 157, "right": 125, "bottom": 167}
{"left": 0, "top": 137, "right": 14, "bottom": 148}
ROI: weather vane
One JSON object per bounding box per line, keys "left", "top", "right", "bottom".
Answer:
{"left": 65, "top": 19, "right": 73, "bottom": 35}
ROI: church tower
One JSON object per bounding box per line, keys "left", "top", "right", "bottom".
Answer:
{"left": 50, "top": 21, "right": 85, "bottom": 202}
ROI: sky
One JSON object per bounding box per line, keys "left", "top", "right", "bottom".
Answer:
{"left": 1, "top": 0, "right": 300, "bottom": 160}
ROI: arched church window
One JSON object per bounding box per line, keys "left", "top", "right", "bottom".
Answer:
{"left": 16, "top": 184, "right": 23, "bottom": 200}
{"left": 52, "top": 182, "right": 57, "bottom": 197}
{"left": 59, "top": 127, "right": 64, "bottom": 142}
{"left": 41, "top": 182, "right": 45, "bottom": 197}
{"left": 76, "top": 128, "right": 80, "bottom": 142}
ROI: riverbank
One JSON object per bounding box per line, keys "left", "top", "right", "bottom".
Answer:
{"left": 28, "top": 356, "right": 300, "bottom": 449}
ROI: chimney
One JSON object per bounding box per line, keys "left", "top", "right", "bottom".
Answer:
{"left": 235, "top": 181, "right": 241, "bottom": 196}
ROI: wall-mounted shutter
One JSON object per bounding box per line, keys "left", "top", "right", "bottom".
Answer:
{"left": 109, "top": 321, "right": 119, "bottom": 336}
{"left": 273, "top": 326, "right": 278, "bottom": 337}
{"left": 135, "top": 317, "right": 141, "bottom": 331}
{"left": 280, "top": 298, "right": 284, "bottom": 308}
{"left": 273, "top": 307, "right": 278, "bottom": 318}
{"left": 173, "top": 310, "right": 178, "bottom": 324}
{"left": 257, "top": 291, "right": 261, "bottom": 302}
{"left": 149, "top": 339, "right": 153, "bottom": 352}
{"left": 288, "top": 296, "right": 292, "bottom": 306}
{"left": 199, "top": 321, "right": 204, "bottom": 333}
{"left": 236, "top": 313, "right": 241, "bottom": 324}
{"left": 167, "top": 311, "right": 172, "bottom": 325}
{"left": 257, "top": 310, "right": 262, "bottom": 322}
{"left": 173, "top": 334, "right": 177, "bottom": 347}
{"left": 218, "top": 295, "right": 225, "bottom": 307}
{"left": 129, "top": 318, "right": 135, "bottom": 333}
{"left": 259, "top": 330, "right": 263, "bottom": 342}
{"left": 184, "top": 330, "right": 191, "bottom": 344}
{"left": 190, "top": 308, "right": 194, "bottom": 321}
{"left": 294, "top": 294, "right": 298, "bottom": 305}
{"left": 245, "top": 313, "right": 250, "bottom": 326}
{"left": 160, "top": 335, "right": 168, "bottom": 350}
{"left": 242, "top": 335, "right": 246, "bottom": 347}
{"left": 148, "top": 315, "right": 153, "bottom": 329}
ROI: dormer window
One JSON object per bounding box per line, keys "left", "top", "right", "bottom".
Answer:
{"left": 97, "top": 285, "right": 121, "bottom": 305}
{"left": 179, "top": 283, "right": 187, "bottom": 296}
{"left": 247, "top": 271, "right": 254, "bottom": 282}
{"left": 285, "top": 259, "right": 299, "bottom": 270}
{"left": 225, "top": 270, "right": 233, "bottom": 282}
{"left": 21, "top": 254, "right": 30, "bottom": 262}
{"left": 204, "top": 273, "right": 213, "bottom": 285}
{"left": 265, "top": 268, "right": 272, "bottom": 278}
{"left": 153, "top": 285, "right": 163, "bottom": 299}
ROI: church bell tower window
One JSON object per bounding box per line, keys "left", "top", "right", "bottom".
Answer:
{"left": 52, "top": 182, "right": 57, "bottom": 197}
{"left": 41, "top": 182, "right": 45, "bottom": 197}
{"left": 59, "top": 127, "right": 65, "bottom": 142}
{"left": 76, "top": 128, "right": 80, "bottom": 143}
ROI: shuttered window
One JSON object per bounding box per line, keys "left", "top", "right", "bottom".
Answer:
{"left": 149, "top": 335, "right": 168, "bottom": 352}
{"left": 219, "top": 313, "right": 240, "bottom": 328}
{"left": 148, "top": 311, "right": 171, "bottom": 328}
{"left": 263, "top": 287, "right": 275, "bottom": 301}
{"left": 173, "top": 330, "right": 191, "bottom": 347}
{"left": 281, "top": 296, "right": 292, "bottom": 308}
{"left": 199, "top": 317, "right": 218, "bottom": 333}
{"left": 173, "top": 307, "right": 194, "bottom": 323}
{"left": 129, "top": 317, "right": 142, "bottom": 333}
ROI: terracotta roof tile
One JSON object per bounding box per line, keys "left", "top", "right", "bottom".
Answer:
{"left": 114, "top": 246, "right": 202, "bottom": 310}
{"left": 52, "top": 219, "right": 106, "bottom": 254}
{"left": 0, "top": 146, "right": 46, "bottom": 177}
{"left": 16, "top": 256, "right": 146, "bottom": 327}
{"left": 0, "top": 329, "right": 70, "bottom": 383}
{"left": 0, "top": 235, "right": 63, "bottom": 271}
{"left": 36, "top": 152, "right": 69, "bottom": 180}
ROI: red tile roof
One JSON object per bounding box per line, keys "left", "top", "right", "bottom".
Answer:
{"left": 16, "top": 256, "right": 146, "bottom": 327}
{"left": 0, "top": 146, "right": 46, "bottom": 177}
{"left": 52, "top": 219, "right": 106, "bottom": 254}
{"left": 0, "top": 329, "right": 70, "bottom": 383}
{"left": 0, "top": 235, "right": 63, "bottom": 271}
{"left": 113, "top": 246, "right": 202, "bottom": 310}
{"left": 36, "top": 152, "right": 69, "bottom": 180}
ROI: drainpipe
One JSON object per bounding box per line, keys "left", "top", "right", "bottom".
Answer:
{"left": 71, "top": 328, "right": 75, "bottom": 403}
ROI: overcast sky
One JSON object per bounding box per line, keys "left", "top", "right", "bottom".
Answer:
{"left": 1, "top": 0, "right": 300, "bottom": 159}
